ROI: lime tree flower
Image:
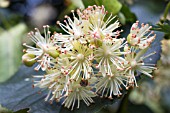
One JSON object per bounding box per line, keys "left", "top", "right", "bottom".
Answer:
{"left": 127, "top": 21, "right": 156, "bottom": 49}
{"left": 77, "top": 5, "right": 121, "bottom": 48}
{"left": 33, "top": 68, "right": 67, "bottom": 102}
{"left": 55, "top": 10, "right": 89, "bottom": 50}
{"left": 66, "top": 41, "right": 93, "bottom": 80}
{"left": 22, "top": 5, "right": 157, "bottom": 110}
{"left": 96, "top": 66, "right": 127, "bottom": 98}
{"left": 22, "top": 25, "right": 60, "bottom": 71}
{"left": 124, "top": 47, "right": 157, "bottom": 87}
{"left": 33, "top": 53, "right": 96, "bottom": 110}
{"left": 32, "top": 56, "right": 71, "bottom": 103}
{"left": 94, "top": 38, "right": 129, "bottom": 77}
{"left": 124, "top": 22, "right": 157, "bottom": 87}
{"left": 62, "top": 78, "right": 97, "bottom": 110}
{"left": 79, "top": 5, "right": 120, "bottom": 39}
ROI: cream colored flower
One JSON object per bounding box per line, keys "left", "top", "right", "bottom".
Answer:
{"left": 23, "top": 25, "right": 59, "bottom": 71}
{"left": 94, "top": 38, "right": 129, "bottom": 76}
{"left": 21, "top": 5, "right": 158, "bottom": 111}
{"left": 124, "top": 46, "right": 157, "bottom": 87}
{"left": 66, "top": 41, "right": 93, "bottom": 80}
{"left": 127, "top": 21, "right": 156, "bottom": 49}
{"left": 33, "top": 69, "right": 67, "bottom": 102}
{"left": 32, "top": 56, "right": 71, "bottom": 103}
{"left": 55, "top": 11, "right": 88, "bottom": 50}
{"left": 62, "top": 78, "right": 97, "bottom": 110}
{"left": 96, "top": 66, "right": 127, "bottom": 98}
{"left": 79, "top": 5, "right": 120, "bottom": 39}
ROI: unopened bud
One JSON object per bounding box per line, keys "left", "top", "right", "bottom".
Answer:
{"left": 22, "top": 53, "right": 36, "bottom": 67}
{"left": 46, "top": 47, "right": 60, "bottom": 58}
{"left": 127, "top": 33, "right": 140, "bottom": 46}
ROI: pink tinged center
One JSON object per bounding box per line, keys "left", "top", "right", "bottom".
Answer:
{"left": 92, "top": 29, "right": 101, "bottom": 39}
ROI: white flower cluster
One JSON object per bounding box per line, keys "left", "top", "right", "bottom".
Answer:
{"left": 22, "top": 5, "right": 157, "bottom": 110}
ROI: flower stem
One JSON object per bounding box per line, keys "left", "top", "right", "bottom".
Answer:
{"left": 162, "top": 1, "right": 170, "bottom": 22}
{"left": 116, "top": 88, "right": 132, "bottom": 113}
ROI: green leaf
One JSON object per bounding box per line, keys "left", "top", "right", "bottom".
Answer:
{"left": 152, "top": 21, "right": 170, "bottom": 35}
{"left": 0, "top": 23, "right": 27, "bottom": 83}
{"left": 120, "top": 4, "right": 137, "bottom": 23}
{"left": 58, "top": 0, "right": 84, "bottom": 20}
{"left": 82, "top": 0, "right": 122, "bottom": 15}
{"left": 82, "top": 0, "right": 97, "bottom": 8}
{"left": 71, "top": 0, "right": 84, "bottom": 9}
{"left": 99, "top": 0, "right": 122, "bottom": 15}
{"left": 58, "top": 4, "right": 77, "bottom": 20}
{"left": 162, "top": 1, "right": 170, "bottom": 22}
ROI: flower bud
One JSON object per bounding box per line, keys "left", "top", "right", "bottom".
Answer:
{"left": 46, "top": 47, "right": 60, "bottom": 58}
{"left": 90, "top": 38, "right": 102, "bottom": 47}
{"left": 22, "top": 53, "right": 36, "bottom": 67}
{"left": 127, "top": 33, "right": 140, "bottom": 46}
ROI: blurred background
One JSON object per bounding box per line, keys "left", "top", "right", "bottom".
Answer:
{"left": 0, "top": 0, "right": 72, "bottom": 83}
{"left": 0, "top": 0, "right": 170, "bottom": 113}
